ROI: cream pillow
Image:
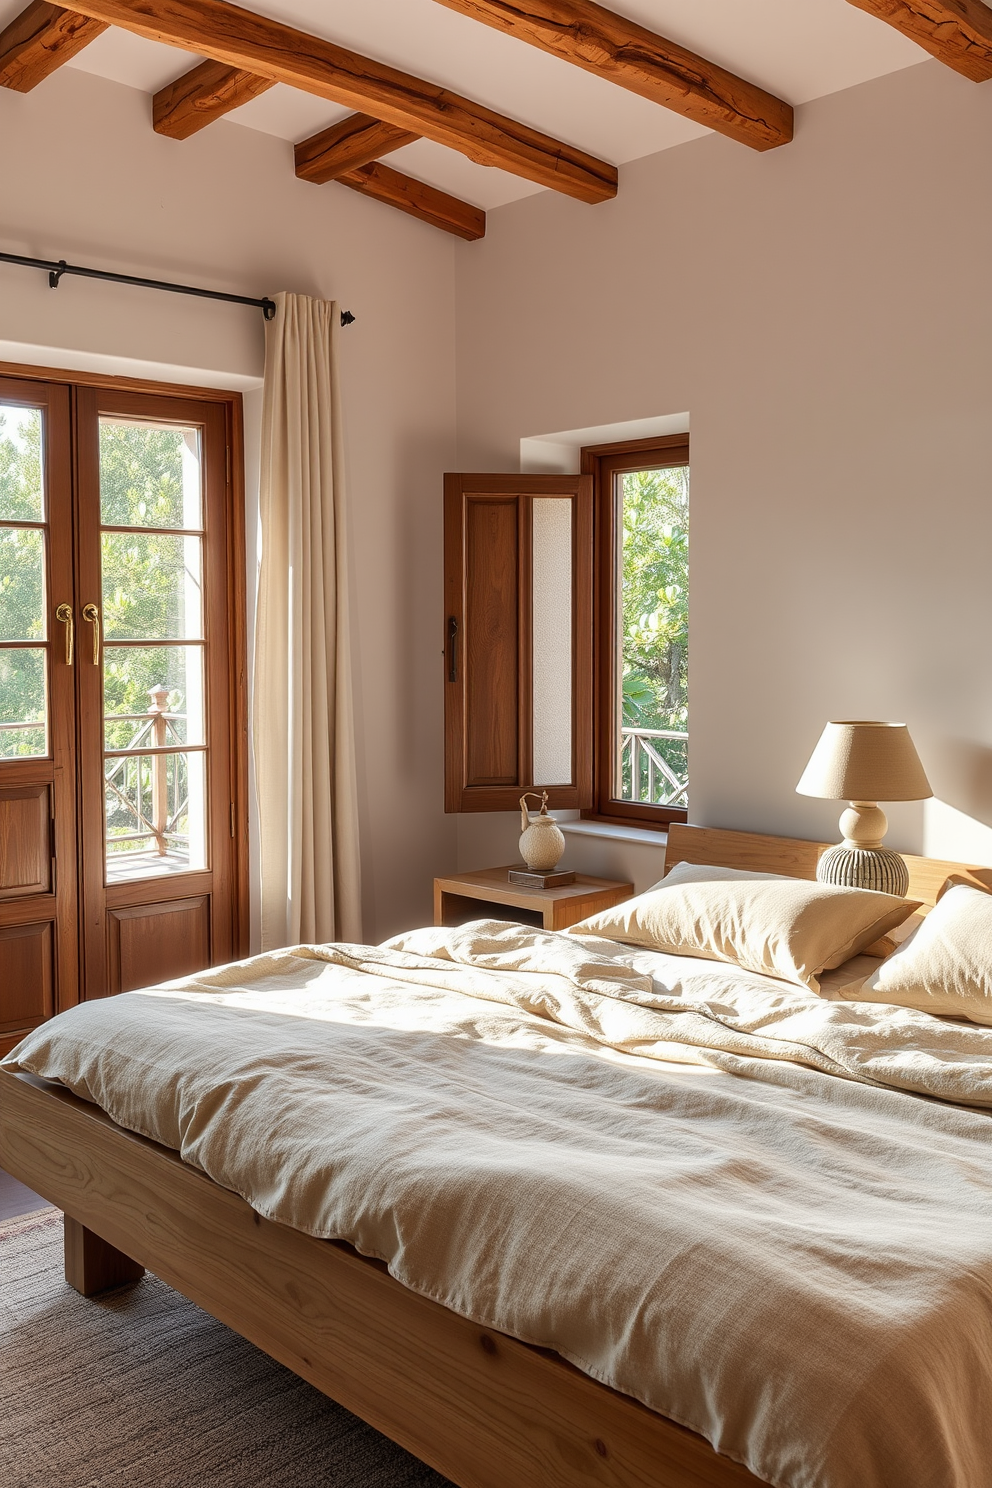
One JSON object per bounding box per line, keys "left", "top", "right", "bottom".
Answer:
{"left": 570, "top": 861, "right": 920, "bottom": 989}
{"left": 845, "top": 884, "right": 992, "bottom": 1024}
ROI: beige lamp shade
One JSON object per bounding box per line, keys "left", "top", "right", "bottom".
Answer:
{"left": 796, "top": 721, "right": 932, "bottom": 803}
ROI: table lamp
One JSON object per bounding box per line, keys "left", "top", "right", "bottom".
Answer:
{"left": 795, "top": 721, "right": 931, "bottom": 895}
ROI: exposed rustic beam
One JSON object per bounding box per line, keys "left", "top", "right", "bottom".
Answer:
{"left": 65, "top": 0, "right": 617, "bottom": 203}
{"left": 431, "top": 0, "right": 792, "bottom": 151}
{"left": 295, "top": 113, "right": 421, "bottom": 184}
{"left": 0, "top": 1, "right": 106, "bottom": 91}
{"left": 153, "top": 59, "right": 275, "bottom": 138}
{"left": 336, "top": 160, "right": 485, "bottom": 241}
{"left": 846, "top": 0, "right": 992, "bottom": 80}
{"left": 295, "top": 112, "right": 482, "bottom": 242}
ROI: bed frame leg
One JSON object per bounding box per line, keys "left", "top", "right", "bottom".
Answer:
{"left": 64, "top": 1215, "right": 145, "bottom": 1296}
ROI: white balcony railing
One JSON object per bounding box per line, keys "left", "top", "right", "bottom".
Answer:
{"left": 620, "top": 726, "right": 688, "bottom": 808}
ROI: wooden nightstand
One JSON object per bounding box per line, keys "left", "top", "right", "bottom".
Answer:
{"left": 434, "top": 866, "right": 635, "bottom": 933}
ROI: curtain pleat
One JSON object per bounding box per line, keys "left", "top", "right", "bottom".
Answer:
{"left": 254, "top": 293, "right": 362, "bottom": 948}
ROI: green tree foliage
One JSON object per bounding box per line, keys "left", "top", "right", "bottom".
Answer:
{"left": 98, "top": 424, "right": 202, "bottom": 855}
{"left": 0, "top": 409, "right": 46, "bottom": 756}
{"left": 99, "top": 422, "right": 190, "bottom": 528}
{"left": 99, "top": 423, "right": 202, "bottom": 751}
{"left": 618, "top": 465, "right": 688, "bottom": 801}
{"left": 0, "top": 407, "right": 42, "bottom": 522}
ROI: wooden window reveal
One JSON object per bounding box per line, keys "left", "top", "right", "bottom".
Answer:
{"left": 583, "top": 435, "right": 689, "bottom": 829}
{"left": 443, "top": 474, "right": 593, "bottom": 812}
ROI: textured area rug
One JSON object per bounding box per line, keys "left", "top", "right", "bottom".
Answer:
{"left": 0, "top": 1208, "right": 451, "bottom": 1488}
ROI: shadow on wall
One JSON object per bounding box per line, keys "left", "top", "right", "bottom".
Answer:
{"left": 349, "top": 423, "right": 458, "bottom": 941}
{"left": 936, "top": 740, "right": 992, "bottom": 824}
{"left": 925, "top": 739, "right": 992, "bottom": 865}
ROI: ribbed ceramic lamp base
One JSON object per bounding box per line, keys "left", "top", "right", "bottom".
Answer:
{"left": 816, "top": 843, "right": 909, "bottom": 896}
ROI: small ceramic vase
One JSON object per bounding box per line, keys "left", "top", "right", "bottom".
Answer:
{"left": 518, "top": 791, "right": 566, "bottom": 872}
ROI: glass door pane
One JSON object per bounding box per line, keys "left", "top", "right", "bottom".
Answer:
{"left": 0, "top": 404, "right": 48, "bottom": 759}
{"left": 97, "top": 418, "right": 208, "bottom": 882}
{"left": 614, "top": 464, "right": 689, "bottom": 808}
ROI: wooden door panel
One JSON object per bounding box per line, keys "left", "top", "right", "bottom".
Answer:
{"left": 0, "top": 785, "right": 51, "bottom": 898}
{"left": 106, "top": 869, "right": 213, "bottom": 911}
{"left": 0, "top": 920, "right": 54, "bottom": 1051}
{"left": 444, "top": 474, "right": 592, "bottom": 813}
{"left": 108, "top": 896, "right": 211, "bottom": 995}
{"left": 465, "top": 497, "right": 520, "bottom": 787}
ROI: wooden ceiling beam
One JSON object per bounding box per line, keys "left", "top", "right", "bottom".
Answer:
{"left": 295, "top": 113, "right": 421, "bottom": 184}
{"left": 0, "top": 1, "right": 106, "bottom": 91}
{"left": 153, "top": 59, "right": 275, "bottom": 139}
{"left": 431, "top": 0, "right": 793, "bottom": 151}
{"left": 64, "top": 0, "right": 617, "bottom": 203}
{"left": 336, "top": 160, "right": 486, "bottom": 241}
{"left": 846, "top": 0, "right": 992, "bottom": 81}
{"left": 295, "top": 112, "right": 482, "bottom": 242}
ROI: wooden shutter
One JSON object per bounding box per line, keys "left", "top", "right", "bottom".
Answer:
{"left": 444, "top": 473, "right": 593, "bottom": 813}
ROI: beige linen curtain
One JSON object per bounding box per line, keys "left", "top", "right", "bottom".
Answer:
{"left": 254, "top": 292, "right": 362, "bottom": 949}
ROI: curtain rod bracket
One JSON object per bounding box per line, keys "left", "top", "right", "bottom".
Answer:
{"left": 260, "top": 303, "right": 354, "bottom": 325}
{"left": 0, "top": 248, "right": 356, "bottom": 325}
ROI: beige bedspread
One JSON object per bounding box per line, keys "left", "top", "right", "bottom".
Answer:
{"left": 7, "top": 919, "right": 992, "bottom": 1488}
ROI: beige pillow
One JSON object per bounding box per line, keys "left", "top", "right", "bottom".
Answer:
{"left": 570, "top": 861, "right": 920, "bottom": 989}
{"left": 845, "top": 884, "right": 992, "bottom": 1024}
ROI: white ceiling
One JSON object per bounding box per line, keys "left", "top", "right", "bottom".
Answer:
{"left": 2, "top": 0, "right": 927, "bottom": 209}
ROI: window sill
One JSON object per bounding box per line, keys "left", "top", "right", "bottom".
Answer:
{"left": 558, "top": 819, "right": 668, "bottom": 848}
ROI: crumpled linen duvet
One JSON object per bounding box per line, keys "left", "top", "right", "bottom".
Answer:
{"left": 7, "top": 919, "right": 992, "bottom": 1488}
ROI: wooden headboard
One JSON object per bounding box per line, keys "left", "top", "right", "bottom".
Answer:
{"left": 665, "top": 824, "right": 992, "bottom": 911}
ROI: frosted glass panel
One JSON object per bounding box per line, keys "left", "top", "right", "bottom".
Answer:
{"left": 532, "top": 498, "right": 572, "bottom": 786}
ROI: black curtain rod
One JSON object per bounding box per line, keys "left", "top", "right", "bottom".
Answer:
{"left": 0, "top": 250, "right": 356, "bottom": 326}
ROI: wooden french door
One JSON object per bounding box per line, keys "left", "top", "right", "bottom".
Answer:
{"left": 0, "top": 374, "right": 246, "bottom": 1055}
{"left": 0, "top": 378, "right": 79, "bottom": 1054}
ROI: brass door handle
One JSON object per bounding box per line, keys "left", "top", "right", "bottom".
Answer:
{"left": 82, "top": 603, "right": 100, "bottom": 664}
{"left": 55, "top": 603, "right": 73, "bottom": 665}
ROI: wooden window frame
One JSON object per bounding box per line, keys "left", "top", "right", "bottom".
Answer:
{"left": 582, "top": 434, "right": 689, "bottom": 830}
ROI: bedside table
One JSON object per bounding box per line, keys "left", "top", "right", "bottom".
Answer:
{"left": 434, "top": 866, "right": 635, "bottom": 933}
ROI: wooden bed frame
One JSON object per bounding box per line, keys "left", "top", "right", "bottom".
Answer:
{"left": 3, "top": 825, "right": 990, "bottom": 1488}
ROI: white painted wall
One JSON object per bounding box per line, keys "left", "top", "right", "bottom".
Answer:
{"left": 0, "top": 66, "right": 459, "bottom": 941}
{"left": 453, "top": 58, "right": 992, "bottom": 882}
{"left": 9, "top": 54, "right": 992, "bottom": 941}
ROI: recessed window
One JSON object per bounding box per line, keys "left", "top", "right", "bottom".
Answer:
{"left": 442, "top": 439, "right": 688, "bottom": 830}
